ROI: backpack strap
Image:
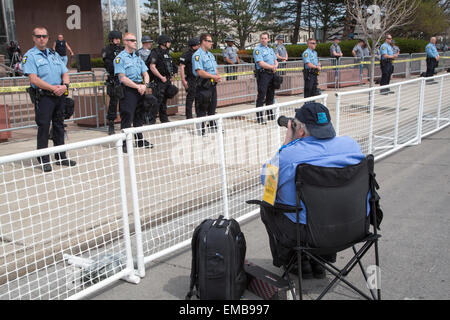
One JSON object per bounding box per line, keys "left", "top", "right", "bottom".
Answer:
{"left": 185, "top": 220, "right": 206, "bottom": 300}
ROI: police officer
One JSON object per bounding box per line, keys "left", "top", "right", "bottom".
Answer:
{"left": 425, "top": 37, "right": 440, "bottom": 84}
{"left": 136, "top": 35, "right": 153, "bottom": 68}
{"left": 180, "top": 37, "right": 200, "bottom": 119}
{"left": 302, "top": 38, "right": 321, "bottom": 98}
{"left": 253, "top": 32, "right": 278, "bottom": 124}
{"left": 352, "top": 39, "right": 369, "bottom": 59}
{"left": 114, "top": 32, "right": 152, "bottom": 153}
{"left": 379, "top": 34, "right": 398, "bottom": 95}
{"left": 193, "top": 33, "right": 221, "bottom": 135}
{"left": 223, "top": 35, "right": 240, "bottom": 81}
{"left": 149, "top": 35, "right": 178, "bottom": 124}
{"left": 22, "top": 26, "right": 76, "bottom": 172}
{"left": 275, "top": 34, "right": 288, "bottom": 76}
{"left": 102, "top": 31, "right": 124, "bottom": 135}
{"left": 330, "top": 36, "right": 343, "bottom": 59}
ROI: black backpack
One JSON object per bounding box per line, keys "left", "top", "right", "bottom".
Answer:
{"left": 186, "top": 215, "right": 247, "bottom": 300}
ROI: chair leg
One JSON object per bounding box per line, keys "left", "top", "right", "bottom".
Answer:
{"left": 297, "top": 249, "right": 303, "bottom": 300}
{"left": 352, "top": 246, "right": 377, "bottom": 300}
{"left": 374, "top": 240, "right": 381, "bottom": 300}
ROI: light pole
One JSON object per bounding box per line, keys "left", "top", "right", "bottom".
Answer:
{"left": 157, "top": 0, "right": 162, "bottom": 35}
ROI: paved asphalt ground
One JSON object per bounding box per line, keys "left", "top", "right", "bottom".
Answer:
{"left": 89, "top": 125, "right": 450, "bottom": 301}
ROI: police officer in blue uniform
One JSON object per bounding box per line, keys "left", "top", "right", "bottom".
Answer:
{"left": 379, "top": 34, "right": 398, "bottom": 94}
{"left": 114, "top": 32, "right": 152, "bottom": 153}
{"left": 425, "top": 37, "right": 440, "bottom": 83}
{"left": 223, "top": 35, "right": 240, "bottom": 81}
{"left": 193, "top": 33, "right": 221, "bottom": 135}
{"left": 180, "top": 37, "right": 201, "bottom": 119}
{"left": 22, "top": 26, "right": 76, "bottom": 172}
{"left": 253, "top": 32, "right": 278, "bottom": 124}
{"left": 302, "top": 38, "right": 321, "bottom": 98}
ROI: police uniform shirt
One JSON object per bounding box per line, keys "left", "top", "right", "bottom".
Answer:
{"left": 302, "top": 48, "right": 319, "bottom": 69}
{"left": 223, "top": 46, "right": 238, "bottom": 64}
{"left": 192, "top": 47, "right": 218, "bottom": 77}
{"left": 21, "top": 47, "right": 68, "bottom": 88}
{"left": 114, "top": 49, "right": 148, "bottom": 83}
{"left": 393, "top": 45, "right": 400, "bottom": 55}
{"left": 380, "top": 42, "right": 394, "bottom": 60}
{"left": 253, "top": 44, "right": 276, "bottom": 70}
{"left": 330, "top": 43, "right": 341, "bottom": 57}
{"left": 180, "top": 48, "right": 195, "bottom": 79}
{"left": 426, "top": 43, "right": 439, "bottom": 58}
{"left": 353, "top": 44, "right": 365, "bottom": 58}
{"left": 276, "top": 44, "right": 288, "bottom": 61}
{"left": 136, "top": 48, "right": 151, "bottom": 64}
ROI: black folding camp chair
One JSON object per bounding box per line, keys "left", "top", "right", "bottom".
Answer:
{"left": 249, "top": 155, "right": 382, "bottom": 300}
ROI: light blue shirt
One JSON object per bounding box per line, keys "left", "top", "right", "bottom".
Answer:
{"left": 114, "top": 49, "right": 148, "bottom": 83}
{"left": 192, "top": 47, "right": 218, "bottom": 77}
{"left": 380, "top": 42, "right": 394, "bottom": 60}
{"left": 261, "top": 136, "right": 368, "bottom": 224}
{"left": 21, "top": 47, "right": 68, "bottom": 88}
{"left": 425, "top": 43, "right": 439, "bottom": 58}
{"left": 302, "top": 48, "right": 319, "bottom": 69}
{"left": 223, "top": 46, "right": 238, "bottom": 64}
{"left": 253, "top": 44, "right": 276, "bottom": 70}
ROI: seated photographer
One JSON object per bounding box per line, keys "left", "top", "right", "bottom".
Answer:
{"left": 260, "top": 102, "right": 366, "bottom": 279}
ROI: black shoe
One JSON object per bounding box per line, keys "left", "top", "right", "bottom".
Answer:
{"left": 55, "top": 159, "right": 77, "bottom": 167}
{"left": 289, "top": 257, "right": 314, "bottom": 280}
{"left": 108, "top": 120, "right": 115, "bottom": 135}
{"left": 136, "top": 139, "right": 153, "bottom": 149}
{"left": 310, "top": 259, "right": 326, "bottom": 279}
{"left": 42, "top": 163, "right": 52, "bottom": 173}
{"left": 122, "top": 145, "right": 127, "bottom": 154}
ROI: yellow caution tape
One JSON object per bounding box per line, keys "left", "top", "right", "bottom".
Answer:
{"left": 0, "top": 57, "right": 447, "bottom": 93}
{"left": 0, "top": 81, "right": 106, "bottom": 93}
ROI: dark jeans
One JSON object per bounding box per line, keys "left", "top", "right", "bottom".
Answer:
{"left": 149, "top": 80, "right": 170, "bottom": 124}
{"left": 426, "top": 58, "right": 437, "bottom": 77}
{"left": 303, "top": 70, "right": 319, "bottom": 98}
{"left": 195, "top": 83, "right": 217, "bottom": 134}
{"left": 225, "top": 64, "right": 238, "bottom": 81}
{"left": 35, "top": 95, "right": 67, "bottom": 163}
{"left": 185, "top": 77, "right": 197, "bottom": 119}
{"left": 256, "top": 71, "right": 275, "bottom": 122}
{"left": 380, "top": 60, "right": 393, "bottom": 88}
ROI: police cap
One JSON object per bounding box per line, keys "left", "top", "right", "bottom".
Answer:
{"left": 158, "top": 35, "right": 172, "bottom": 45}
{"left": 188, "top": 37, "right": 200, "bottom": 47}
{"left": 224, "top": 36, "right": 235, "bottom": 43}
{"left": 142, "top": 35, "right": 153, "bottom": 43}
{"left": 275, "top": 34, "right": 284, "bottom": 41}
{"left": 108, "top": 31, "right": 122, "bottom": 40}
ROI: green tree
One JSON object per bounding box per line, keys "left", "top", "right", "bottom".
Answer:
{"left": 222, "top": 0, "right": 262, "bottom": 49}
{"left": 143, "top": 0, "right": 200, "bottom": 51}
{"left": 395, "top": 0, "right": 450, "bottom": 39}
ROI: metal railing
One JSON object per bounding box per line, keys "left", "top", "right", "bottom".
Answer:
{"left": 0, "top": 72, "right": 101, "bottom": 133}
{"left": 0, "top": 72, "right": 449, "bottom": 299}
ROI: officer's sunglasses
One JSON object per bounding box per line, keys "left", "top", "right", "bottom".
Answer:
{"left": 310, "top": 42, "right": 316, "bottom": 45}
{"left": 33, "top": 35, "right": 49, "bottom": 39}
{"left": 125, "top": 39, "right": 137, "bottom": 42}
{"left": 205, "top": 40, "right": 213, "bottom": 43}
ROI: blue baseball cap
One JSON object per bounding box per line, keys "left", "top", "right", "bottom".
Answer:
{"left": 295, "top": 103, "right": 336, "bottom": 139}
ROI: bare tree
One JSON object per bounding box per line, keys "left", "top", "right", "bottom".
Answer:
{"left": 345, "top": 0, "right": 419, "bottom": 87}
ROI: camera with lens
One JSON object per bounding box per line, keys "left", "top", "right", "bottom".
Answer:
{"left": 277, "top": 116, "right": 297, "bottom": 132}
